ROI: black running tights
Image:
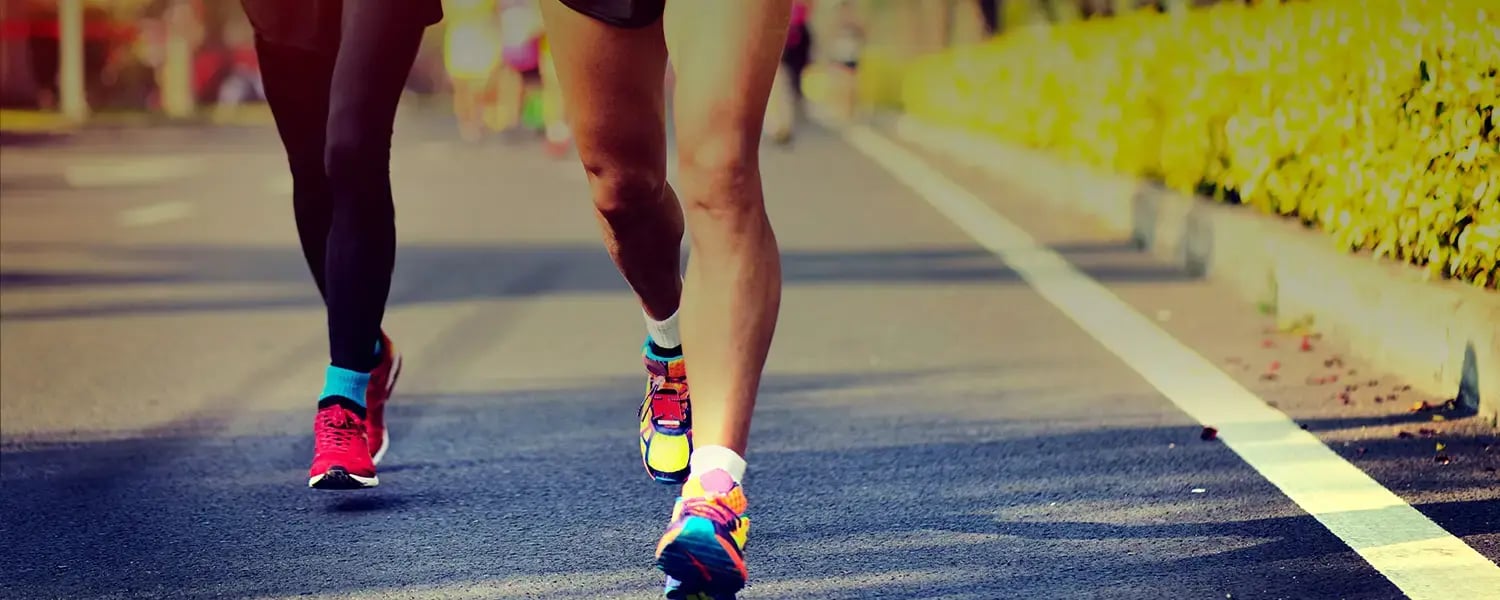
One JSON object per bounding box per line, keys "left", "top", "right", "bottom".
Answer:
{"left": 256, "top": 7, "right": 424, "bottom": 372}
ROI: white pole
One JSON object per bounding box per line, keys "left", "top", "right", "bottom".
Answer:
{"left": 161, "top": 0, "right": 195, "bottom": 118}
{"left": 58, "top": 0, "right": 87, "bottom": 122}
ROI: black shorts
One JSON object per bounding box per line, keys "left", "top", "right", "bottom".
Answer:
{"left": 558, "top": 0, "right": 665, "bottom": 29}
{"left": 240, "top": 0, "right": 443, "bottom": 54}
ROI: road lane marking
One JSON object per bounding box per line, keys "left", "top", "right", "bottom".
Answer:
{"left": 118, "top": 201, "right": 193, "bottom": 227}
{"left": 843, "top": 124, "right": 1500, "bottom": 600}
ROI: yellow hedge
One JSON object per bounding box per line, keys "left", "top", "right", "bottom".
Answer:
{"left": 904, "top": 0, "right": 1500, "bottom": 288}
{"left": 857, "top": 49, "right": 915, "bottom": 111}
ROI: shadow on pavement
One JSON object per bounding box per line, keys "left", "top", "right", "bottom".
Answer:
{"left": 0, "top": 241, "right": 1194, "bottom": 322}
{"left": 3, "top": 367, "right": 1461, "bottom": 600}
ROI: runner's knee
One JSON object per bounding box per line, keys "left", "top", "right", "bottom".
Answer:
{"left": 288, "top": 153, "right": 325, "bottom": 184}
{"left": 676, "top": 128, "right": 761, "bottom": 218}
{"left": 323, "top": 130, "right": 391, "bottom": 186}
{"left": 585, "top": 158, "right": 667, "bottom": 224}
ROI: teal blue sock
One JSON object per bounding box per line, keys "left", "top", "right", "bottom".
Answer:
{"left": 322, "top": 366, "right": 370, "bottom": 407}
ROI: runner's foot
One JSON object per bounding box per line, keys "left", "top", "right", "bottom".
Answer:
{"left": 641, "top": 339, "right": 693, "bottom": 484}
{"left": 656, "top": 469, "right": 750, "bottom": 599}
{"left": 308, "top": 398, "right": 378, "bottom": 490}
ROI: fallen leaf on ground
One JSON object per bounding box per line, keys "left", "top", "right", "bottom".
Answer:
{"left": 1269, "top": 361, "right": 1281, "bottom": 371}
{"left": 1436, "top": 442, "right": 1447, "bottom": 452}
{"left": 1432, "top": 414, "right": 1446, "bottom": 422}
{"left": 1410, "top": 400, "right": 1456, "bottom": 414}
{"left": 1299, "top": 336, "right": 1313, "bottom": 352}
{"left": 1398, "top": 431, "right": 1416, "bottom": 439}
{"left": 1418, "top": 428, "right": 1438, "bottom": 437}
{"left": 1200, "top": 426, "right": 1219, "bottom": 441}
{"left": 1261, "top": 339, "right": 1275, "bottom": 348}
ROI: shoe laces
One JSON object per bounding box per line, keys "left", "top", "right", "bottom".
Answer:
{"left": 649, "top": 384, "right": 689, "bottom": 422}
{"left": 316, "top": 407, "right": 363, "bottom": 451}
{"left": 647, "top": 357, "right": 689, "bottom": 423}
{"left": 681, "top": 494, "right": 746, "bottom": 532}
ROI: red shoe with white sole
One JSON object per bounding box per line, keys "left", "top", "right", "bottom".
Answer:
{"left": 308, "top": 399, "right": 378, "bottom": 490}
{"left": 365, "top": 331, "right": 402, "bottom": 465}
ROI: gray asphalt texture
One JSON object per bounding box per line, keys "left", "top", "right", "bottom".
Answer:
{"left": 1, "top": 112, "right": 1495, "bottom": 600}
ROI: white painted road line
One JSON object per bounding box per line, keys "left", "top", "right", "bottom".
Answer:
{"left": 118, "top": 201, "right": 193, "bottom": 227}
{"left": 844, "top": 124, "right": 1500, "bottom": 600}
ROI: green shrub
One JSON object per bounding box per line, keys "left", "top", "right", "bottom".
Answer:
{"left": 904, "top": 0, "right": 1499, "bottom": 288}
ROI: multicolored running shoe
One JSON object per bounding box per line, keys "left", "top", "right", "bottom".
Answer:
{"left": 662, "top": 577, "right": 721, "bottom": 600}
{"left": 656, "top": 469, "right": 750, "bottom": 599}
{"left": 308, "top": 399, "right": 378, "bottom": 490}
{"left": 365, "top": 331, "right": 402, "bottom": 465}
{"left": 640, "top": 339, "right": 692, "bottom": 484}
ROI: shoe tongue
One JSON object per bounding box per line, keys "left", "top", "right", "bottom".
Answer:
{"left": 695, "top": 469, "right": 736, "bottom": 495}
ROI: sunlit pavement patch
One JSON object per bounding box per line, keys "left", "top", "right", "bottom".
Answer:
{"left": 65, "top": 157, "right": 202, "bottom": 189}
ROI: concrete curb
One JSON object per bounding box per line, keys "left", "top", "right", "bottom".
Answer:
{"left": 889, "top": 114, "right": 1500, "bottom": 425}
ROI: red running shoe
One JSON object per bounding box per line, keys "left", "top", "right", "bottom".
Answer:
{"left": 308, "top": 400, "right": 378, "bottom": 490}
{"left": 365, "top": 331, "right": 402, "bottom": 465}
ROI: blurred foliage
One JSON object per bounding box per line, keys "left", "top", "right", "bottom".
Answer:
{"left": 856, "top": 49, "right": 913, "bottom": 109}
{"left": 903, "top": 0, "right": 1500, "bottom": 288}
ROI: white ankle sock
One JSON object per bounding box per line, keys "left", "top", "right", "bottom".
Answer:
{"left": 690, "top": 445, "right": 747, "bottom": 483}
{"left": 644, "top": 308, "right": 681, "bottom": 349}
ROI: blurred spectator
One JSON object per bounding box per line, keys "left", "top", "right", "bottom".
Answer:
{"left": 768, "top": 0, "right": 812, "bottom": 145}
{"left": 824, "top": 0, "right": 864, "bottom": 120}
{"left": 978, "top": 0, "right": 1000, "bottom": 36}
{"left": 209, "top": 16, "right": 262, "bottom": 119}
{"left": 537, "top": 31, "right": 570, "bottom": 157}
{"left": 18, "top": 0, "right": 114, "bottom": 110}
{"left": 490, "top": 0, "right": 542, "bottom": 140}
{"left": 443, "top": 0, "right": 502, "bottom": 142}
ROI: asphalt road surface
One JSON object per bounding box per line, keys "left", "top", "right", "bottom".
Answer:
{"left": 1, "top": 112, "right": 1496, "bottom": 600}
